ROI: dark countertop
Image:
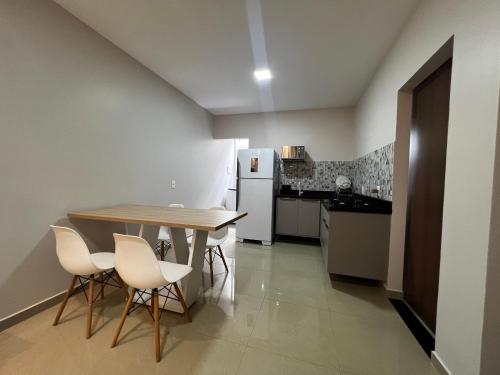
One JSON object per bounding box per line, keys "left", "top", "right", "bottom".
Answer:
{"left": 322, "top": 197, "right": 392, "bottom": 214}
{"left": 276, "top": 190, "right": 392, "bottom": 214}
{"left": 277, "top": 190, "right": 333, "bottom": 200}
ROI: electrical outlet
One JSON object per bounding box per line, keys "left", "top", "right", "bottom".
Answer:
{"left": 171, "top": 179, "right": 176, "bottom": 189}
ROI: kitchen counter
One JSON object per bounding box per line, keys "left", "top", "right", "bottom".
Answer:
{"left": 277, "top": 190, "right": 333, "bottom": 200}
{"left": 322, "top": 195, "right": 392, "bottom": 214}
{"left": 277, "top": 190, "right": 392, "bottom": 214}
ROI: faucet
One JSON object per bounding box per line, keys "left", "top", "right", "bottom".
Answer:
{"left": 298, "top": 182, "right": 304, "bottom": 196}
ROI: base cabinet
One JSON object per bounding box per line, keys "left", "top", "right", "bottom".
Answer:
{"left": 276, "top": 198, "right": 320, "bottom": 238}
{"left": 275, "top": 198, "right": 298, "bottom": 235}
{"left": 298, "top": 199, "right": 320, "bottom": 237}
{"left": 320, "top": 206, "right": 390, "bottom": 281}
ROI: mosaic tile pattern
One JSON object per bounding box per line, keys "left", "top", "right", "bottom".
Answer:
{"left": 280, "top": 160, "right": 353, "bottom": 191}
{"left": 279, "top": 142, "right": 394, "bottom": 201}
{"left": 351, "top": 142, "right": 394, "bottom": 201}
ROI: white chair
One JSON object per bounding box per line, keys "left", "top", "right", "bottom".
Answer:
{"left": 189, "top": 206, "right": 229, "bottom": 287}
{"left": 111, "top": 233, "right": 192, "bottom": 362}
{"left": 50, "top": 225, "right": 126, "bottom": 339}
{"left": 157, "top": 203, "right": 192, "bottom": 260}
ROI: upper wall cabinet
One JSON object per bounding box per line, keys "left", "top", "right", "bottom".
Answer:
{"left": 281, "top": 146, "right": 306, "bottom": 161}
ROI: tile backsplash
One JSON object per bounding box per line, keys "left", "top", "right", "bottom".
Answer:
{"left": 280, "top": 142, "right": 394, "bottom": 201}
{"left": 351, "top": 142, "right": 394, "bottom": 201}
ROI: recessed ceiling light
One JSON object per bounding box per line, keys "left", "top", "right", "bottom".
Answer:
{"left": 254, "top": 69, "right": 272, "bottom": 81}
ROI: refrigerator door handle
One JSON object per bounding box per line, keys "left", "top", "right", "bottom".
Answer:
{"left": 236, "top": 178, "right": 240, "bottom": 210}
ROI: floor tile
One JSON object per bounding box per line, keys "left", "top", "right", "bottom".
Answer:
{"left": 237, "top": 347, "right": 340, "bottom": 375}
{"left": 185, "top": 293, "right": 263, "bottom": 344}
{"left": 326, "top": 279, "right": 396, "bottom": 319}
{"left": 329, "top": 311, "right": 435, "bottom": 375}
{"left": 1, "top": 231, "right": 436, "bottom": 375}
{"left": 248, "top": 299, "right": 340, "bottom": 370}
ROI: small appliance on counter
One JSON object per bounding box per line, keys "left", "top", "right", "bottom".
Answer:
{"left": 335, "top": 175, "right": 353, "bottom": 198}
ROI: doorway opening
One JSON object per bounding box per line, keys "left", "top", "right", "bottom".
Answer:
{"left": 225, "top": 138, "right": 248, "bottom": 210}
{"left": 387, "top": 37, "right": 454, "bottom": 357}
{"left": 403, "top": 58, "right": 452, "bottom": 335}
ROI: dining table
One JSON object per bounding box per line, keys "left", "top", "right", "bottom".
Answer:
{"left": 67, "top": 204, "right": 247, "bottom": 313}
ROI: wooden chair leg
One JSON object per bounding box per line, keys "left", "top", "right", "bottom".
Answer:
{"left": 150, "top": 289, "right": 156, "bottom": 326}
{"left": 53, "top": 275, "right": 78, "bottom": 326}
{"left": 174, "top": 282, "right": 192, "bottom": 322}
{"left": 208, "top": 248, "right": 214, "bottom": 287}
{"left": 217, "top": 245, "right": 229, "bottom": 272}
{"left": 153, "top": 288, "right": 161, "bottom": 362}
{"left": 86, "top": 275, "right": 95, "bottom": 339}
{"left": 111, "top": 288, "right": 136, "bottom": 348}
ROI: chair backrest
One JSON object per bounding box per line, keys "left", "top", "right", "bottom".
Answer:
{"left": 113, "top": 233, "right": 166, "bottom": 289}
{"left": 209, "top": 206, "right": 228, "bottom": 240}
{"left": 158, "top": 203, "right": 185, "bottom": 239}
{"left": 50, "top": 225, "right": 95, "bottom": 276}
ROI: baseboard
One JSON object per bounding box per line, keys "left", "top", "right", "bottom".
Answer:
{"left": 390, "top": 298, "right": 435, "bottom": 356}
{"left": 0, "top": 283, "right": 86, "bottom": 332}
{"left": 384, "top": 285, "right": 404, "bottom": 300}
{"left": 431, "top": 351, "right": 452, "bottom": 375}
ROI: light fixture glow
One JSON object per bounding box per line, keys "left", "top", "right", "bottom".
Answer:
{"left": 254, "top": 69, "right": 273, "bottom": 81}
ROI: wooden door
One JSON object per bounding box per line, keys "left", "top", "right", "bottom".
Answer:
{"left": 403, "top": 59, "right": 452, "bottom": 333}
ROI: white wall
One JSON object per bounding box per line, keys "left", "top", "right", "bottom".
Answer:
{"left": 480, "top": 97, "right": 500, "bottom": 375}
{"left": 214, "top": 107, "right": 355, "bottom": 161}
{"left": 353, "top": 0, "right": 500, "bottom": 373}
{"left": 0, "top": 0, "right": 233, "bottom": 320}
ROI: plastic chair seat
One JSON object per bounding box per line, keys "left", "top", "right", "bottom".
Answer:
{"left": 188, "top": 235, "right": 226, "bottom": 249}
{"left": 207, "top": 236, "right": 226, "bottom": 248}
{"left": 50, "top": 225, "right": 125, "bottom": 339}
{"left": 158, "top": 227, "right": 193, "bottom": 242}
{"left": 158, "top": 261, "right": 192, "bottom": 284}
{"left": 90, "top": 252, "right": 115, "bottom": 271}
{"left": 111, "top": 233, "right": 193, "bottom": 361}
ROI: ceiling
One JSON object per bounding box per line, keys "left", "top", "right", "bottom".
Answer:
{"left": 54, "top": 0, "right": 418, "bottom": 115}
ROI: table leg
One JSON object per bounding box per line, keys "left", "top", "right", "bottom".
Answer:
{"left": 165, "top": 227, "right": 208, "bottom": 312}
{"left": 169, "top": 227, "right": 190, "bottom": 265}
{"left": 123, "top": 222, "right": 143, "bottom": 237}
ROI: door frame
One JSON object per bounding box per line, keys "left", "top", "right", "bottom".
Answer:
{"left": 403, "top": 58, "right": 452, "bottom": 334}
{"left": 385, "top": 37, "right": 454, "bottom": 299}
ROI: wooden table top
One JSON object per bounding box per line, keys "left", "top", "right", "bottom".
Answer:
{"left": 68, "top": 204, "right": 247, "bottom": 231}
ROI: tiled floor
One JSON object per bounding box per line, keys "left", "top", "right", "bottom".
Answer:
{"left": 0, "top": 229, "right": 438, "bottom": 374}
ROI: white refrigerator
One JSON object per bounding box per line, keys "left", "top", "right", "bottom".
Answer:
{"left": 236, "top": 148, "right": 278, "bottom": 245}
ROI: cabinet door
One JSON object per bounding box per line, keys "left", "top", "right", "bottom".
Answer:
{"left": 275, "top": 198, "right": 298, "bottom": 235}
{"left": 297, "top": 199, "right": 320, "bottom": 237}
